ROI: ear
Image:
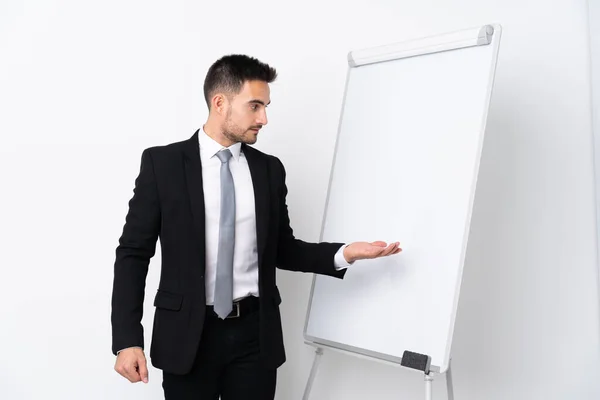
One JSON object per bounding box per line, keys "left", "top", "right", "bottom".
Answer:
{"left": 211, "top": 93, "right": 228, "bottom": 116}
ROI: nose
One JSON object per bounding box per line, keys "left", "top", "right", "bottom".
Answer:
{"left": 257, "top": 109, "right": 268, "bottom": 126}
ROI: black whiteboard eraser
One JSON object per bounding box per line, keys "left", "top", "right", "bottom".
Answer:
{"left": 401, "top": 351, "right": 431, "bottom": 374}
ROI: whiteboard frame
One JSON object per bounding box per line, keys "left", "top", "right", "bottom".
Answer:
{"left": 303, "top": 24, "right": 503, "bottom": 373}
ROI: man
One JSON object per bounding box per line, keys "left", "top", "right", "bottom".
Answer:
{"left": 111, "top": 54, "right": 401, "bottom": 399}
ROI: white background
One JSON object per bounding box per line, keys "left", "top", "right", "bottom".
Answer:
{"left": 1, "top": 1, "right": 599, "bottom": 399}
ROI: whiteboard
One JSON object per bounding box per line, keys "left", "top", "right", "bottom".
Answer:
{"left": 304, "top": 25, "right": 502, "bottom": 373}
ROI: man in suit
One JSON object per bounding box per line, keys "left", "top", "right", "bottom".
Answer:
{"left": 111, "top": 54, "right": 401, "bottom": 399}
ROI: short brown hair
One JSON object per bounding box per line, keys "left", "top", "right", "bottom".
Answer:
{"left": 203, "top": 54, "right": 277, "bottom": 108}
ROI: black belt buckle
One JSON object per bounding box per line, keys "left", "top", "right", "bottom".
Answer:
{"left": 226, "top": 301, "right": 241, "bottom": 319}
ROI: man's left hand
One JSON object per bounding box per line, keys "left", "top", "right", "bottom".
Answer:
{"left": 343, "top": 241, "right": 402, "bottom": 263}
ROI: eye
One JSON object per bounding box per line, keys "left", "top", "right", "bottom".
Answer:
{"left": 250, "top": 104, "right": 259, "bottom": 111}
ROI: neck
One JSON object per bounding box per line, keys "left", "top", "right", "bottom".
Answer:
{"left": 203, "top": 119, "right": 236, "bottom": 148}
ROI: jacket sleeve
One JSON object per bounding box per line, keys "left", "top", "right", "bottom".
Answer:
{"left": 273, "top": 157, "right": 346, "bottom": 279}
{"left": 111, "top": 148, "right": 161, "bottom": 355}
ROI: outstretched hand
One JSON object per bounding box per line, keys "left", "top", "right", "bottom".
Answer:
{"left": 343, "top": 241, "right": 402, "bottom": 264}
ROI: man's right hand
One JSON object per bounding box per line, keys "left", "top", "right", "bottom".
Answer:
{"left": 114, "top": 347, "right": 149, "bottom": 383}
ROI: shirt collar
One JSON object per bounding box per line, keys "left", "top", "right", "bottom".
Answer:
{"left": 199, "top": 127, "right": 242, "bottom": 161}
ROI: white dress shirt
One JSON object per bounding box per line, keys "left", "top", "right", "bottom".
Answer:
{"left": 199, "top": 129, "right": 351, "bottom": 305}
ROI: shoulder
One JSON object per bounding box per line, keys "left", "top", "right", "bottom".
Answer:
{"left": 243, "top": 144, "right": 285, "bottom": 173}
{"left": 145, "top": 137, "right": 188, "bottom": 154}
{"left": 140, "top": 136, "right": 191, "bottom": 163}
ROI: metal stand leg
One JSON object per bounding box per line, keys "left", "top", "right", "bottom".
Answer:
{"left": 446, "top": 361, "right": 454, "bottom": 400}
{"left": 302, "top": 347, "right": 324, "bottom": 400}
{"left": 425, "top": 373, "right": 433, "bottom": 400}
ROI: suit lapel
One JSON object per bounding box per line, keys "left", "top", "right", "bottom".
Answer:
{"left": 183, "top": 130, "right": 206, "bottom": 258}
{"left": 243, "top": 144, "right": 270, "bottom": 266}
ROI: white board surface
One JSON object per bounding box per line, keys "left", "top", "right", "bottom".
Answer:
{"left": 304, "top": 25, "right": 502, "bottom": 373}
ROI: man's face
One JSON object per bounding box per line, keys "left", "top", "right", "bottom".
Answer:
{"left": 221, "top": 80, "right": 270, "bottom": 145}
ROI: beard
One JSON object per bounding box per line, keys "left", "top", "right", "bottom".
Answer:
{"left": 221, "top": 109, "right": 261, "bottom": 145}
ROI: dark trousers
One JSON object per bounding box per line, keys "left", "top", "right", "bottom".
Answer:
{"left": 162, "top": 302, "right": 276, "bottom": 400}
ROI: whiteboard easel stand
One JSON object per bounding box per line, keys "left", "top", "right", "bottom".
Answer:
{"left": 423, "top": 363, "right": 454, "bottom": 400}
{"left": 302, "top": 345, "right": 454, "bottom": 400}
{"left": 302, "top": 347, "right": 324, "bottom": 400}
{"left": 302, "top": 23, "right": 500, "bottom": 400}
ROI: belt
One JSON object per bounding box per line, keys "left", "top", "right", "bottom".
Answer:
{"left": 207, "top": 296, "right": 260, "bottom": 319}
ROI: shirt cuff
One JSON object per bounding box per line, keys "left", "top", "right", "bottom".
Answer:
{"left": 334, "top": 244, "right": 353, "bottom": 270}
{"left": 117, "top": 346, "right": 142, "bottom": 355}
